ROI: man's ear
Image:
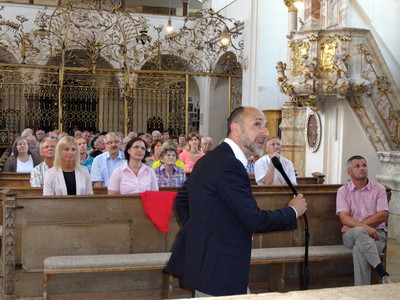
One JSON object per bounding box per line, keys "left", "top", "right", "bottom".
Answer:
{"left": 230, "top": 122, "right": 241, "bottom": 138}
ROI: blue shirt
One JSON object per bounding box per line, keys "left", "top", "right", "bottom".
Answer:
{"left": 80, "top": 155, "right": 94, "bottom": 173}
{"left": 90, "top": 151, "right": 125, "bottom": 187}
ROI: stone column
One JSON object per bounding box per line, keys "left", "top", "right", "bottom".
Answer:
{"left": 279, "top": 105, "right": 306, "bottom": 176}
{"left": 376, "top": 151, "right": 400, "bottom": 276}
{"left": 284, "top": 0, "right": 298, "bottom": 33}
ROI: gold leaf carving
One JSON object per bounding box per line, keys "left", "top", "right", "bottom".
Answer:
{"left": 377, "top": 76, "right": 390, "bottom": 93}
{"left": 319, "top": 37, "right": 337, "bottom": 73}
{"left": 289, "top": 40, "right": 310, "bottom": 76}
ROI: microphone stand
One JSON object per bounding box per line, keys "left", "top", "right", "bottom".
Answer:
{"left": 271, "top": 156, "right": 310, "bottom": 290}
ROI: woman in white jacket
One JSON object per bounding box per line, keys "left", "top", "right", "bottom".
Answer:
{"left": 43, "top": 136, "right": 93, "bottom": 195}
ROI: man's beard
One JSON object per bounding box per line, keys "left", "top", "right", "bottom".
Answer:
{"left": 242, "top": 135, "right": 264, "bottom": 156}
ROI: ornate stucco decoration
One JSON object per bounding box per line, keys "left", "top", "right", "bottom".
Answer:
{"left": 277, "top": 29, "right": 400, "bottom": 151}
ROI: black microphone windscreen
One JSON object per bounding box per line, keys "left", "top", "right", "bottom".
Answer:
{"left": 271, "top": 156, "right": 284, "bottom": 173}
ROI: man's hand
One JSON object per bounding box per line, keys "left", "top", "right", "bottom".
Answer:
{"left": 288, "top": 194, "right": 307, "bottom": 217}
{"left": 366, "top": 226, "right": 380, "bottom": 240}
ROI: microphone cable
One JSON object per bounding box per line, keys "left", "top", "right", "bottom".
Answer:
{"left": 271, "top": 156, "right": 309, "bottom": 290}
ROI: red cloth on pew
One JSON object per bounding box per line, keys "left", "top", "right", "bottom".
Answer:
{"left": 139, "top": 191, "right": 178, "bottom": 233}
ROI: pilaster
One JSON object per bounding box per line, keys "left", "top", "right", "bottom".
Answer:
{"left": 376, "top": 151, "right": 400, "bottom": 276}
{"left": 280, "top": 105, "right": 306, "bottom": 176}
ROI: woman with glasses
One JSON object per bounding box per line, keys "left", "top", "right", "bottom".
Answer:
{"left": 43, "top": 136, "right": 93, "bottom": 195}
{"left": 108, "top": 137, "right": 158, "bottom": 194}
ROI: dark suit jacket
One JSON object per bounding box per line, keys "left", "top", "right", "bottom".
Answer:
{"left": 165, "top": 142, "right": 297, "bottom": 296}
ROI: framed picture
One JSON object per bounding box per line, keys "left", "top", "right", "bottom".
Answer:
{"left": 0, "top": 130, "right": 10, "bottom": 145}
{"left": 305, "top": 112, "right": 321, "bottom": 152}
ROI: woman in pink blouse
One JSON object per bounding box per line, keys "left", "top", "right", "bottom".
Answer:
{"left": 108, "top": 137, "right": 158, "bottom": 194}
{"left": 178, "top": 132, "right": 205, "bottom": 173}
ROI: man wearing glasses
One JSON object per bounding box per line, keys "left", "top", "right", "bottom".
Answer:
{"left": 91, "top": 132, "right": 125, "bottom": 187}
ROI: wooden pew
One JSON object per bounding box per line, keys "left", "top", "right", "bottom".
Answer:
{"left": 0, "top": 184, "right": 340, "bottom": 197}
{"left": 248, "top": 172, "right": 325, "bottom": 185}
{"left": 1, "top": 185, "right": 378, "bottom": 299}
{"left": 0, "top": 171, "right": 325, "bottom": 189}
{"left": 0, "top": 172, "right": 31, "bottom": 188}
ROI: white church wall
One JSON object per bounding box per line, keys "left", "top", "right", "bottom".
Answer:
{"left": 309, "top": 98, "right": 383, "bottom": 184}
{"left": 348, "top": 0, "right": 400, "bottom": 88}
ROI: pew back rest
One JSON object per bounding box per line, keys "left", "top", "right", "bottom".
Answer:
{"left": 0, "top": 172, "right": 31, "bottom": 188}
{"left": 1, "top": 187, "right": 344, "bottom": 275}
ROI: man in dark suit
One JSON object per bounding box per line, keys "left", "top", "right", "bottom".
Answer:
{"left": 165, "top": 107, "right": 307, "bottom": 297}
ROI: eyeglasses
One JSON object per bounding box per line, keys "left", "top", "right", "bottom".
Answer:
{"left": 106, "top": 140, "right": 120, "bottom": 145}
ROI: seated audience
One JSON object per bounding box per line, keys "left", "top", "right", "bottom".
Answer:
{"left": 4, "top": 137, "right": 42, "bottom": 172}
{"left": 43, "top": 136, "right": 93, "bottom": 195}
{"left": 154, "top": 146, "right": 186, "bottom": 187}
{"left": 74, "top": 130, "right": 82, "bottom": 138}
{"left": 76, "top": 137, "right": 94, "bottom": 173}
{"left": 57, "top": 132, "right": 68, "bottom": 140}
{"left": 128, "top": 131, "right": 138, "bottom": 139}
{"left": 145, "top": 139, "right": 163, "bottom": 167}
{"left": 246, "top": 156, "right": 255, "bottom": 174}
{"left": 30, "top": 138, "right": 56, "bottom": 187}
{"left": 152, "top": 130, "right": 163, "bottom": 141}
{"left": 201, "top": 136, "right": 213, "bottom": 154}
{"left": 89, "top": 134, "right": 105, "bottom": 158}
{"left": 20, "top": 128, "right": 34, "bottom": 137}
{"left": 82, "top": 130, "right": 93, "bottom": 152}
{"left": 179, "top": 132, "right": 205, "bottom": 173}
{"left": 46, "top": 131, "right": 58, "bottom": 140}
{"left": 26, "top": 134, "right": 41, "bottom": 157}
{"left": 108, "top": 137, "right": 158, "bottom": 194}
{"left": 152, "top": 139, "right": 186, "bottom": 171}
{"left": 178, "top": 134, "right": 187, "bottom": 153}
{"left": 35, "top": 129, "right": 46, "bottom": 143}
{"left": 254, "top": 136, "right": 296, "bottom": 185}
{"left": 336, "top": 155, "right": 393, "bottom": 285}
{"left": 91, "top": 132, "right": 125, "bottom": 187}
{"left": 121, "top": 136, "right": 131, "bottom": 151}
{"left": 162, "top": 130, "right": 170, "bottom": 140}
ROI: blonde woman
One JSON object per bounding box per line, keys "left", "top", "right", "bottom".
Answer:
{"left": 43, "top": 136, "right": 93, "bottom": 195}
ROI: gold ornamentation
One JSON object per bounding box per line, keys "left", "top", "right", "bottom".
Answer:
{"left": 377, "top": 76, "right": 390, "bottom": 93}
{"left": 319, "top": 37, "right": 338, "bottom": 73}
{"left": 324, "top": 80, "right": 336, "bottom": 92}
{"left": 289, "top": 40, "right": 310, "bottom": 76}
{"left": 351, "top": 100, "right": 364, "bottom": 109}
{"left": 353, "top": 82, "right": 367, "bottom": 93}
{"left": 357, "top": 44, "right": 373, "bottom": 64}
{"left": 0, "top": 1, "right": 243, "bottom": 136}
{"left": 284, "top": 0, "right": 298, "bottom": 12}
{"left": 308, "top": 35, "right": 319, "bottom": 42}
{"left": 336, "top": 34, "right": 352, "bottom": 41}
{"left": 282, "top": 109, "right": 294, "bottom": 119}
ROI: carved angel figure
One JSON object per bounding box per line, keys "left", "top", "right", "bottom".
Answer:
{"left": 333, "top": 53, "right": 347, "bottom": 79}
{"left": 276, "top": 61, "right": 287, "bottom": 82}
{"left": 301, "top": 55, "right": 317, "bottom": 79}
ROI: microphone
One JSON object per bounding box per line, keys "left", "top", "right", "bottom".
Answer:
{"left": 270, "top": 156, "right": 310, "bottom": 290}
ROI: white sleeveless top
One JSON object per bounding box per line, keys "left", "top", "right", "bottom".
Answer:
{"left": 16, "top": 155, "right": 34, "bottom": 172}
